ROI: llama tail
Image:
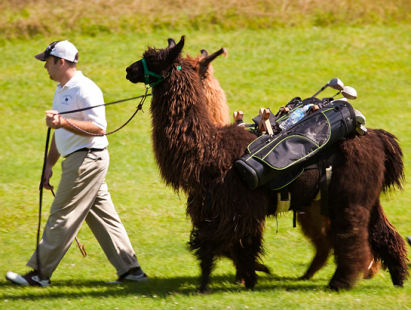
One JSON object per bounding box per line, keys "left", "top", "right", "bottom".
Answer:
{"left": 368, "top": 201, "right": 409, "bottom": 287}
{"left": 373, "top": 129, "right": 404, "bottom": 191}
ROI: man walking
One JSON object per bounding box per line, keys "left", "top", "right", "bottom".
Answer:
{"left": 6, "top": 40, "right": 146, "bottom": 286}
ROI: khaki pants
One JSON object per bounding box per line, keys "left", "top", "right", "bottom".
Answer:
{"left": 27, "top": 149, "right": 140, "bottom": 278}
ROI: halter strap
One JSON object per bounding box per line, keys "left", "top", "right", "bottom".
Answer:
{"left": 141, "top": 58, "right": 181, "bottom": 88}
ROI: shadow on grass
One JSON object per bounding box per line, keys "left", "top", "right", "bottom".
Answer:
{"left": 1, "top": 271, "right": 397, "bottom": 301}
{"left": 0, "top": 273, "right": 338, "bottom": 300}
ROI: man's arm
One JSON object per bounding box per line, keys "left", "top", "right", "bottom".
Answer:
{"left": 43, "top": 133, "right": 60, "bottom": 190}
{"left": 45, "top": 110, "right": 106, "bottom": 136}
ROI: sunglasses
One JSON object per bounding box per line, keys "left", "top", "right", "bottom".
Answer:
{"left": 44, "top": 41, "right": 61, "bottom": 59}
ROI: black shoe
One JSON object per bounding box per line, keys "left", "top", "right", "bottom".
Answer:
{"left": 6, "top": 270, "right": 50, "bottom": 287}
{"left": 406, "top": 236, "right": 411, "bottom": 247}
{"left": 106, "top": 267, "right": 148, "bottom": 284}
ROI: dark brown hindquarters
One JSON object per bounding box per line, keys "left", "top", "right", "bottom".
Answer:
{"left": 294, "top": 129, "right": 407, "bottom": 289}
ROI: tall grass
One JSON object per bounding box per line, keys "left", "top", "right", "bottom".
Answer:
{"left": 1, "top": 0, "right": 411, "bottom": 39}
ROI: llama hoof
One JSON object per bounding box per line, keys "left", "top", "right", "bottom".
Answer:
{"left": 328, "top": 285, "right": 339, "bottom": 292}
{"left": 235, "top": 272, "right": 244, "bottom": 284}
{"left": 199, "top": 288, "right": 212, "bottom": 295}
{"left": 363, "top": 268, "right": 377, "bottom": 280}
{"left": 390, "top": 271, "right": 405, "bottom": 287}
{"left": 244, "top": 280, "right": 256, "bottom": 290}
{"left": 393, "top": 277, "right": 404, "bottom": 288}
{"left": 328, "top": 279, "right": 351, "bottom": 291}
{"left": 255, "top": 264, "right": 270, "bottom": 275}
{"left": 298, "top": 274, "right": 311, "bottom": 281}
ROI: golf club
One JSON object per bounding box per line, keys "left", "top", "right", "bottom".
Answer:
{"left": 332, "top": 86, "right": 358, "bottom": 100}
{"left": 312, "top": 78, "right": 344, "bottom": 98}
{"left": 341, "top": 86, "right": 357, "bottom": 100}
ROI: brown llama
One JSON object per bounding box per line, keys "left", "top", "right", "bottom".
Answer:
{"left": 196, "top": 48, "right": 230, "bottom": 126}
{"left": 187, "top": 45, "right": 383, "bottom": 281}
{"left": 125, "top": 36, "right": 408, "bottom": 292}
{"left": 186, "top": 46, "right": 270, "bottom": 279}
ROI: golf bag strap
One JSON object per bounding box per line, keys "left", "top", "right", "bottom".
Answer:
{"left": 317, "top": 153, "right": 329, "bottom": 215}
{"left": 293, "top": 209, "right": 297, "bottom": 228}
{"left": 280, "top": 187, "right": 289, "bottom": 201}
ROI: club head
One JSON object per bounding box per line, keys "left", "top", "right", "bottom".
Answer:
{"left": 312, "top": 77, "right": 344, "bottom": 98}
{"left": 354, "top": 109, "right": 366, "bottom": 125}
{"left": 328, "top": 78, "right": 345, "bottom": 91}
{"left": 341, "top": 86, "right": 357, "bottom": 99}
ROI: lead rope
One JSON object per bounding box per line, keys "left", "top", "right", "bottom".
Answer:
{"left": 59, "top": 88, "right": 150, "bottom": 136}
{"left": 36, "top": 90, "right": 150, "bottom": 277}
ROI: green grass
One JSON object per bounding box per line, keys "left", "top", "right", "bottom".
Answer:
{"left": 1, "top": 0, "right": 411, "bottom": 40}
{"left": 1, "top": 26, "right": 411, "bottom": 309}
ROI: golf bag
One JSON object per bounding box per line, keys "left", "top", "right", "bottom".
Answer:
{"left": 234, "top": 99, "right": 357, "bottom": 190}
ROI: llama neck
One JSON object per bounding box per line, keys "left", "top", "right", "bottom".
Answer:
{"left": 149, "top": 69, "right": 217, "bottom": 193}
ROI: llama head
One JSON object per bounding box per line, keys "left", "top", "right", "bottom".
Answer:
{"left": 198, "top": 47, "right": 228, "bottom": 77}
{"left": 126, "top": 36, "right": 185, "bottom": 86}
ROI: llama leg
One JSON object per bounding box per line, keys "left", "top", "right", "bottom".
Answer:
{"left": 329, "top": 204, "right": 372, "bottom": 290}
{"left": 298, "top": 201, "right": 332, "bottom": 280}
{"left": 232, "top": 236, "right": 262, "bottom": 290}
{"left": 223, "top": 247, "right": 269, "bottom": 284}
{"left": 188, "top": 228, "right": 217, "bottom": 293}
{"left": 199, "top": 248, "right": 216, "bottom": 294}
{"left": 363, "top": 258, "right": 381, "bottom": 280}
{"left": 254, "top": 262, "right": 270, "bottom": 274}
{"left": 363, "top": 204, "right": 382, "bottom": 281}
{"left": 235, "top": 262, "right": 269, "bottom": 285}
{"left": 368, "top": 201, "right": 409, "bottom": 287}
{"left": 222, "top": 247, "right": 245, "bottom": 284}
{"left": 300, "top": 235, "right": 331, "bottom": 280}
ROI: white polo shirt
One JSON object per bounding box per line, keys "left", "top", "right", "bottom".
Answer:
{"left": 52, "top": 71, "right": 109, "bottom": 157}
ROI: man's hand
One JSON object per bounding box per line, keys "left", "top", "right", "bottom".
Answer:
{"left": 45, "top": 110, "right": 65, "bottom": 129}
{"left": 42, "top": 163, "right": 54, "bottom": 190}
{"left": 45, "top": 110, "right": 105, "bottom": 136}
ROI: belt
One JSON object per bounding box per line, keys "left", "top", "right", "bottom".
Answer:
{"left": 64, "top": 147, "right": 106, "bottom": 158}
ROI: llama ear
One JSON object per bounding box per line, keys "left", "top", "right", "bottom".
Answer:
{"left": 200, "top": 49, "right": 209, "bottom": 59}
{"left": 167, "top": 35, "right": 185, "bottom": 62}
{"left": 167, "top": 38, "right": 176, "bottom": 49}
{"left": 199, "top": 47, "right": 227, "bottom": 75}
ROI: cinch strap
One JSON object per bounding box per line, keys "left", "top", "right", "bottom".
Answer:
{"left": 317, "top": 153, "right": 329, "bottom": 215}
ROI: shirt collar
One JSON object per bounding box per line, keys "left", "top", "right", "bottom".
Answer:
{"left": 58, "top": 71, "right": 84, "bottom": 91}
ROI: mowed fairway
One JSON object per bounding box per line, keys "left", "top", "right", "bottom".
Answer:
{"left": 1, "top": 26, "right": 411, "bottom": 309}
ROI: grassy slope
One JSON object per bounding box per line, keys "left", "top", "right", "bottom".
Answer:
{"left": 1, "top": 0, "right": 410, "bottom": 40}
{"left": 0, "top": 26, "right": 411, "bottom": 309}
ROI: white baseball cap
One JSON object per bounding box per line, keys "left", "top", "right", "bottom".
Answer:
{"left": 35, "top": 40, "right": 79, "bottom": 63}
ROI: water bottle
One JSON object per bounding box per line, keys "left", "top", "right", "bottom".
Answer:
{"left": 279, "top": 104, "right": 310, "bottom": 131}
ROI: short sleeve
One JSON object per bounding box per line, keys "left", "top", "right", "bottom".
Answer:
{"left": 79, "top": 89, "right": 107, "bottom": 130}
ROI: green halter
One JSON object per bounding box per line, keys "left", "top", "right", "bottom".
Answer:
{"left": 141, "top": 58, "right": 181, "bottom": 88}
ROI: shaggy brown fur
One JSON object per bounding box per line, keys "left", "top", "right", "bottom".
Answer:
{"left": 298, "top": 200, "right": 380, "bottom": 280}
{"left": 125, "top": 36, "right": 408, "bottom": 292}
{"left": 185, "top": 48, "right": 231, "bottom": 126}
{"left": 297, "top": 130, "right": 404, "bottom": 281}
{"left": 293, "top": 129, "right": 408, "bottom": 288}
